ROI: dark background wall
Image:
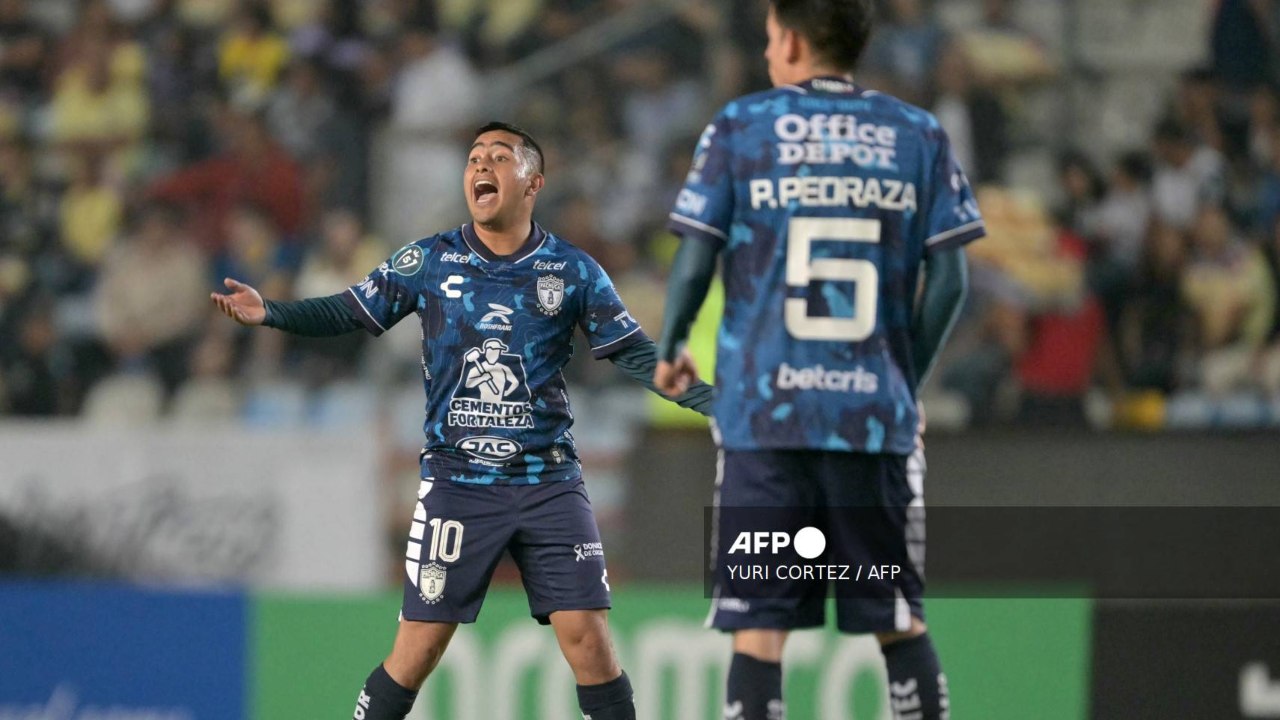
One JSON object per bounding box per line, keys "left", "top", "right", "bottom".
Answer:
{"left": 621, "top": 429, "right": 1280, "bottom": 583}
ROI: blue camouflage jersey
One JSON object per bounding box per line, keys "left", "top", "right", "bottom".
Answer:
{"left": 668, "top": 76, "right": 985, "bottom": 455}
{"left": 342, "top": 223, "right": 644, "bottom": 484}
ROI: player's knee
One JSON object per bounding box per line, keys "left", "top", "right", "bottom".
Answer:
{"left": 558, "top": 627, "right": 619, "bottom": 681}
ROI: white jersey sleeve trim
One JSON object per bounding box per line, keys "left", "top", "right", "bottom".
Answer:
{"left": 925, "top": 219, "right": 986, "bottom": 247}
{"left": 590, "top": 325, "right": 643, "bottom": 353}
{"left": 346, "top": 287, "right": 388, "bottom": 333}
{"left": 669, "top": 213, "right": 729, "bottom": 241}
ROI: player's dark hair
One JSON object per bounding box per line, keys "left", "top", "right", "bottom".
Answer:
{"left": 474, "top": 121, "right": 545, "bottom": 175}
{"left": 770, "top": 0, "right": 875, "bottom": 73}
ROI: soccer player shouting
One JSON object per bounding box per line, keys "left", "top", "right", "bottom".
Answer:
{"left": 654, "top": 2, "right": 982, "bottom": 718}
{"left": 214, "top": 122, "right": 711, "bottom": 720}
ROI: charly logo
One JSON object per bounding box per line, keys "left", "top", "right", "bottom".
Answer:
{"left": 536, "top": 275, "right": 565, "bottom": 315}
{"left": 393, "top": 245, "right": 424, "bottom": 276}
{"left": 457, "top": 435, "right": 522, "bottom": 464}
{"left": 449, "top": 338, "right": 533, "bottom": 428}
{"left": 419, "top": 562, "right": 446, "bottom": 603}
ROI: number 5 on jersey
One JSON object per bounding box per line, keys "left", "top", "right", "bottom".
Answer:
{"left": 785, "top": 217, "right": 880, "bottom": 342}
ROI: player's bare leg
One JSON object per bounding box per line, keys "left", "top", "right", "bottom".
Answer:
{"left": 351, "top": 620, "right": 457, "bottom": 720}
{"left": 876, "top": 617, "right": 950, "bottom": 719}
{"left": 550, "top": 609, "right": 635, "bottom": 719}
{"left": 725, "top": 629, "right": 788, "bottom": 720}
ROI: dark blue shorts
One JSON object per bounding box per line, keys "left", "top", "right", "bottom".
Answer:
{"left": 708, "top": 448, "right": 927, "bottom": 634}
{"left": 401, "top": 477, "right": 611, "bottom": 624}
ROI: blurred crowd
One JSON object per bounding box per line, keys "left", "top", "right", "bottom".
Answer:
{"left": 2, "top": 0, "right": 1279, "bottom": 430}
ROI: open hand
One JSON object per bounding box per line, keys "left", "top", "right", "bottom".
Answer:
{"left": 655, "top": 349, "right": 700, "bottom": 397}
{"left": 211, "top": 277, "right": 266, "bottom": 326}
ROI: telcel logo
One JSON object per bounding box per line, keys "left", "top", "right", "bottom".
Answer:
{"left": 457, "top": 436, "right": 521, "bottom": 463}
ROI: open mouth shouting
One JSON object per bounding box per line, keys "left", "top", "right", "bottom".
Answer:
{"left": 473, "top": 178, "right": 499, "bottom": 207}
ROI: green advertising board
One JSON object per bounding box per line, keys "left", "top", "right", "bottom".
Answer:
{"left": 254, "top": 586, "right": 1089, "bottom": 719}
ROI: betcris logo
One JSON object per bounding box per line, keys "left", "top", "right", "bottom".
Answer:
{"left": 457, "top": 436, "right": 522, "bottom": 463}
{"left": 776, "top": 362, "right": 878, "bottom": 394}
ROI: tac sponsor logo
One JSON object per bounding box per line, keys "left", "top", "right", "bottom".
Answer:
{"left": 440, "top": 251, "right": 472, "bottom": 264}
{"left": 477, "top": 303, "right": 514, "bottom": 331}
{"left": 574, "top": 542, "right": 604, "bottom": 561}
{"left": 449, "top": 338, "right": 534, "bottom": 428}
{"left": 776, "top": 362, "right": 878, "bottom": 394}
{"left": 536, "top": 275, "right": 565, "bottom": 315}
{"left": 392, "top": 245, "right": 425, "bottom": 276}
{"left": 356, "top": 275, "right": 377, "bottom": 299}
{"left": 457, "top": 435, "right": 522, "bottom": 464}
{"left": 419, "top": 562, "right": 446, "bottom": 603}
{"left": 533, "top": 260, "right": 567, "bottom": 271}
{"left": 774, "top": 113, "right": 898, "bottom": 169}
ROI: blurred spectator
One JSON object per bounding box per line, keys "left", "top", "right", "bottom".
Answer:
{"left": 212, "top": 201, "right": 296, "bottom": 295}
{"left": 0, "top": 301, "right": 59, "bottom": 415}
{"left": 380, "top": 21, "right": 479, "bottom": 243}
{"left": 1120, "top": 223, "right": 1191, "bottom": 392}
{"left": 170, "top": 329, "right": 240, "bottom": 423}
{"left": 49, "top": 30, "right": 150, "bottom": 165}
{"left": 267, "top": 58, "right": 335, "bottom": 162}
{"left": 1183, "top": 205, "right": 1276, "bottom": 394}
{"left": 147, "top": 107, "right": 304, "bottom": 250}
{"left": 291, "top": 207, "right": 381, "bottom": 384}
{"left": 1014, "top": 228, "right": 1105, "bottom": 425}
{"left": 94, "top": 202, "right": 209, "bottom": 393}
{"left": 1151, "top": 117, "right": 1225, "bottom": 230}
{"left": 862, "top": 0, "right": 947, "bottom": 106}
{"left": 58, "top": 153, "right": 123, "bottom": 284}
{"left": 1172, "top": 67, "right": 1229, "bottom": 156}
{"left": 1056, "top": 149, "right": 1105, "bottom": 237}
{"left": 0, "top": 137, "right": 51, "bottom": 292}
{"left": 1210, "top": 0, "right": 1274, "bottom": 93}
{"left": 930, "top": 38, "right": 1008, "bottom": 185}
{"left": 1085, "top": 152, "right": 1154, "bottom": 276}
{"left": 0, "top": 0, "right": 48, "bottom": 101}
{"left": 1083, "top": 151, "right": 1153, "bottom": 329}
{"left": 218, "top": 2, "right": 290, "bottom": 107}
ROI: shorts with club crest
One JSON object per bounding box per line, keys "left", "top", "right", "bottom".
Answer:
{"left": 401, "top": 476, "right": 612, "bottom": 624}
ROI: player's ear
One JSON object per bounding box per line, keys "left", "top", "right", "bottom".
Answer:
{"left": 527, "top": 173, "right": 545, "bottom": 196}
{"left": 784, "top": 27, "right": 803, "bottom": 65}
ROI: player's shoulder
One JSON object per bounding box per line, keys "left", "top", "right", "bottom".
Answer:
{"left": 382, "top": 228, "right": 467, "bottom": 278}
{"left": 856, "top": 89, "right": 949, "bottom": 143}
{"left": 536, "top": 229, "right": 607, "bottom": 276}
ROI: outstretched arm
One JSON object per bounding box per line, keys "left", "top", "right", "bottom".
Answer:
{"left": 211, "top": 278, "right": 364, "bottom": 336}
{"left": 910, "top": 247, "right": 969, "bottom": 391}
{"left": 654, "top": 238, "right": 720, "bottom": 395}
{"left": 611, "top": 337, "right": 715, "bottom": 416}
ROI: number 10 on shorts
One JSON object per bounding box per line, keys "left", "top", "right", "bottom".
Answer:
{"left": 427, "top": 518, "right": 464, "bottom": 563}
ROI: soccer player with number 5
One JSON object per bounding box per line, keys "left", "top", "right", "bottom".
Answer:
{"left": 654, "top": 2, "right": 983, "bottom": 718}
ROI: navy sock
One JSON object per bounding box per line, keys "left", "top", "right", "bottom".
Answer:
{"left": 725, "top": 652, "right": 784, "bottom": 720}
{"left": 576, "top": 670, "right": 636, "bottom": 720}
{"left": 881, "top": 634, "right": 949, "bottom": 720}
{"left": 352, "top": 664, "right": 418, "bottom": 720}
